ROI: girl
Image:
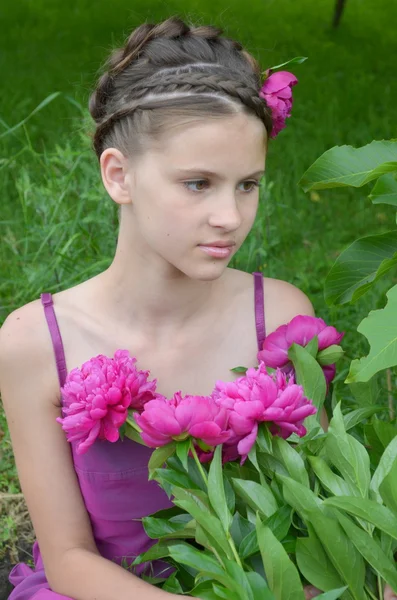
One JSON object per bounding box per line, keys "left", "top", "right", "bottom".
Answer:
{"left": 1, "top": 14, "right": 394, "bottom": 600}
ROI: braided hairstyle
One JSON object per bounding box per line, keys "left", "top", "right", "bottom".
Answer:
{"left": 89, "top": 16, "right": 273, "bottom": 160}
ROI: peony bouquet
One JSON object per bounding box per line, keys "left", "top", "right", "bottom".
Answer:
{"left": 57, "top": 316, "right": 397, "bottom": 600}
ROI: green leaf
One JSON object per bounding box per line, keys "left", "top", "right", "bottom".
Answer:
{"left": 167, "top": 543, "right": 227, "bottom": 583}
{"left": 372, "top": 417, "right": 397, "bottom": 448}
{"left": 208, "top": 445, "right": 233, "bottom": 533}
{"left": 379, "top": 456, "right": 397, "bottom": 513}
{"left": 323, "top": 496, "right": 397, "bottom": 540}
{"left": 176, "top": 438, "right": 191, "bottom": 471}
{"left": 256, "top": 514, "right": 305, "bottom": 600}
{"left": 161, "top": 572, "right": 184, "bottom": 594}
{"left": 369, "top": 172, "right": 397, "bottom": 206}
{"left": 314, "top": 589, "right": 349, "bottom": 600}
{"left": 223, "top": 559, "right": 254, "bottom": 600}
{"left": 124, "top": 420, "right": 147, "bottom": 446}
{"left": 245, "top": 572, "right": 276, "bottom": 600}
{"left": 152, "top": 467, "right": 200, "bottom": 491}
{"left": 231, "top": 478, "right": 278, "bottom": 519}
{"left": 188, "top": 582, "right": 225, "bottom": 600}
{"left": 305, "top": 336, "right": 319, "bottom": 357}
{"left": 239, "top": 506, "right": 292, "bottom": 559}
{"left": 230, "top": 512, "right": 254, "bottom": 548}
{"left": 148, "top": 442, "right": 176, "bottom": 479}
{"left": 280, "top": 477, "right": 365, "bottom": 599}
{"left": 307, "top": 512, "right": 366, "bottom": 600}
{"left": 347, "top": 284, "right": 397, "bottom": 382}
{"left": 335, "top": 511, "right": 397, "bottom": 591}
{"left": 280, "top": 475, "right": 324, "bottom": 519}
{"left": 256, "top": 423, "right": 273, "bottom": 453}
{"left": 370, "top": 435, "right": 397, "bottom": 502}
{"left": 132, "top": 539, "right": 176, "bottom": 565}
{"left": 295, "top": 528, "right": 347, "bottom": 595}
{"left": 288, "top": 344, "right": 327, "bottom": 431}
{"left": 308, "top": 456, "right": 359, "bottom": 497}
{"left": 272, "top": 436, "right": 310, "bottom": 487}
{"left": 299, "top": 140, "right": 397, "bottom": 192}
{"left": 324, "top": 231, "right": 397, "bottom": 306}
{"left": 317, "top": 345, "right": 344, "bottom": 366}
{"left": 349, "top": 378, "right": 380, "bottom": 406}
{"left": 171, "top": 487, "right": 232, "bottom": 559}
{"left": 267, "top": 56, "right": 308, "bottom": 71}
{"left": 230, "top": 365, "right": 248, "bottom": 374}
{"left": 343, "top": 405, "right": 387, "bottom": 431}
{"left": 325, "top": 403, "right": 370, "bottom": 497}
{"left": 142, "top": 515, "right": 195, "bottom": 539}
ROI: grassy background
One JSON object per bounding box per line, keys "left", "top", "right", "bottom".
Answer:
{"left": 1, "top": 0, "right": 397, "bottom": 564}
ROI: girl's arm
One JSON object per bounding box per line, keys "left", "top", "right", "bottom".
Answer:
{"left": 0, "top": 304, "right": 180, "bottom": 600}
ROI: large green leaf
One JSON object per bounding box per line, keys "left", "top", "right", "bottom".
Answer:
{"left": 256, "top": 514, "right": 305, "bottom": 600}
{"left": 208, "top": 445, "right": 233, "bottom": 533}
{"left": 272, "top": 436, "right": 309, "bottom": 488}
{"left": 346, "top": 283, "right": 397, "bottom": 382}
{"left": 379, "top": 456, "right": 397, "bottom": 513}
{"left": 307, "top": 512, "right": 366, "bottom": 600}
{"left": 369, "top": 172, "right": 397, "bottom": 206}
{"left": 167, "top": 543, "right": 232, "bottom": 588}
{"left": 288, "top": 343, "right": 327, "bottom": 432}
{"left": 148, "top": 442, "right": 176, "bottom": 478}
{"left": 245, "top": 572, "right": 276, "bottom": 600}
{"left": 281, "top": 477, "right": 366, "bottom": 599}
{"left": 295, "top": 528, "right": 349, "bottom": 597}
{"left": 142, "top": 515, "right": 195, "bottom": 539}
{"left": 308, "top": 456, "right": 359, "bottom": 497}
{"left": 171, "top": 487, "right": 231, "bottom": 559}
{"left": 342, "top": 405, "right": 387, "bottom": 431}
{"left": 231, "top": 478, "right": 278, "bottom": 519}
{"left": 335, "top": 511, "right": 397, "bottom": 591}
{"left": 324, "top": 231, "right": 397, "bottom": 306}
{"left": 299, "top": 140, "right": 397, "bottom": 192}
{"left": 370, "top": 435, "right": 397, "bottom": 503}
{"left": 325, "top": 403, "right": 370, "bottom": 497}
{"left": 323, "top": 496, "right": 397, "bottom": 540}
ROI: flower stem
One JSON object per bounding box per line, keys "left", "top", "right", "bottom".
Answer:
{"left": 226, "top": 532, "right": 243, "bottom": 567}
{"left": 189, "top": 442, "right": 208, "bottom": 487}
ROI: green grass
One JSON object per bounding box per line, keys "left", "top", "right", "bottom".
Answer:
{"left": 0, "top": 0, "right": 397, "bottom": 560}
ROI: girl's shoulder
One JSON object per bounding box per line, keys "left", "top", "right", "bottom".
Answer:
{"left": 229, "top": 269, "right": 315, "bottom": 335}
{"left": 0, "top": 297, "right": 62, "bottom": 405}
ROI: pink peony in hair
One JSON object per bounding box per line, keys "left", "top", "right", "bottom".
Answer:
{"left": 259, "top": 71, "right": 298, "bottom": 138}
{"left": 56, "top": 350, "right": 157, "bottom": 454}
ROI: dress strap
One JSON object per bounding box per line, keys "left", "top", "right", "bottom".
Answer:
{"left": 40, "top": 293, "right": 67, "bottom": 389}
{"left": 253, "top": 272, "right": 266, "bottom": 351}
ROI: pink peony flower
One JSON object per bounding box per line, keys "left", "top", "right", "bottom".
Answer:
{"left": 257, "top": 315, "right": 344, "bottom": 385}
{"left": 56, "top": 350, "right": 157, "bottom": 454}
{"left": 134, "top": 392, "right": 232, "bottom": 449}
{"left": 214, "top": 363, "right": 317, "bottom": 461}
{"left": 259, "top": 71, "right": 298, "bottom": 138}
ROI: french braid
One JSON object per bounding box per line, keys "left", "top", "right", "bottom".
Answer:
{"left": 89, "top": 16, "right": 272, "bottom": 159}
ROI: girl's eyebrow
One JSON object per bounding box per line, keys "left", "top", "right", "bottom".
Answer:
{"left": 175, "top": 168, "right": 265, "bottom": 179}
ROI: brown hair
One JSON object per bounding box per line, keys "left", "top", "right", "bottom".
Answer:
{"left": 88, "top": 16, "right": 273, "bottom": 160}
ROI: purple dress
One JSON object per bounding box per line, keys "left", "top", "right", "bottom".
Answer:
{"left": 8, "top": 272, "right": 266, "bottom": 599}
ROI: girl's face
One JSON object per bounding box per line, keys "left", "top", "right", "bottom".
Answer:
{"left": 122, "top": 112, "right": 267, "bottom": 279}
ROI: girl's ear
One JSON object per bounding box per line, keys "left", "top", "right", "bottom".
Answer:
{"left": 99, "top": 148, "right": 133, "bottom": 205}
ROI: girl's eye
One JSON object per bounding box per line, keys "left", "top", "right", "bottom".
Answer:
{"left": 183, "top": 180, "right": 261, "bottom": 193}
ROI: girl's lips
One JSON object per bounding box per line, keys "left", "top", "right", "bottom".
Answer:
{"left": 198, "top": 245, "right": 234, "bottom": 258}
